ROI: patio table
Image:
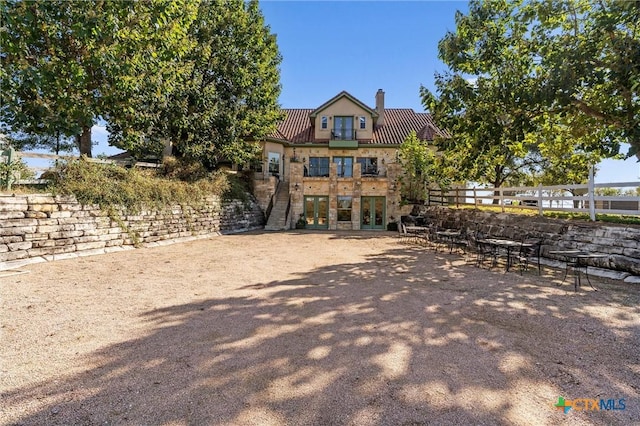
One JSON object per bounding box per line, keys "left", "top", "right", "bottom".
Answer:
{"left": 479, "top": 238, "right": 532, "bottom": 272}
{"left": 436, "top": 230, "right": 462, "bottom": 253}
{"left": 405, "top": 225, "right": 429, "bottom": 244}
{"left": 548, "top": 250, "right": 608, "bottom": 291}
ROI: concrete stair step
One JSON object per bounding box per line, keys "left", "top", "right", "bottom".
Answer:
{"left": 264, "top": 183, "right": 291, "bottom": 231}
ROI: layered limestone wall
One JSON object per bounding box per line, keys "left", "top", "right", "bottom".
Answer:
{"left": 411, "top": 206, "right": 640, "bottom": 278}
{"left": 0, "top": 194, "right": 264, "bottom": 269}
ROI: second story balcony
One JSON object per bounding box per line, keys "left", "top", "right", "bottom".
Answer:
{"left": 331, "top": 128, "right": 356, "bottom": 140}
{"left": 301, "top": 160, "right": 386, "bottom": 179}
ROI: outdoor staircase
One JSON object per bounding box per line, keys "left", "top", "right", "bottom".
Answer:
{"left": 264, "top": 182, "right": 291, "bottom": 231}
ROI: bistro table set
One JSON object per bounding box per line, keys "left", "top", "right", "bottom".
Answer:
{"left": 399, "top": 219, "right": 608, "bottom": 291}
{"left": 548, "top": 250, "right": 609, "bottom": 291}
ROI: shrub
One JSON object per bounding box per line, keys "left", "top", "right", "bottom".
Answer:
{"left": 48, "top": 158, "right": 229, "bottom": 212}
{"left": 0, "top": 157, "right": 34, "bottom": 189}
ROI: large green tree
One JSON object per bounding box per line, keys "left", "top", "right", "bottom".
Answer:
{"left": 421, "top": 0, "right": 638, "bottom": 188}
{"left": 1, "top": 0, "right": 197, "bottom": 157}
{"left": 106, "top": 0, "right": 282, "bottom": 165}
{"left": 398, "top": 131, "right": 457, "bottom": 202}
{"left": 529, "top": 0, "right": 639, "bottom": 156}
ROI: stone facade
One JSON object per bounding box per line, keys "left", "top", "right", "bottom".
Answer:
{"left": 262, "top": 146, "right": 402, "bottom": 230}
{"left": 0, "top": 194, "right": 264, "bottom": 269}
{"left": 411, "top": 206, "right": 640, "bottom": 276}
{"left": 251, "top": 90, "right": 445, "bottom": 232}
{"left": 252, "top": 175, "right": 279, "bottom": 212}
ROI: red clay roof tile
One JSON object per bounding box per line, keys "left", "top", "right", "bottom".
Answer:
{"left": 268, "top": 108, "right": 446, "bottom": 145}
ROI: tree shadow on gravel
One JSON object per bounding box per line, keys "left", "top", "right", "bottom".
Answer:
{"left": 4, "top": 241, "right": 640, "bottom": 426}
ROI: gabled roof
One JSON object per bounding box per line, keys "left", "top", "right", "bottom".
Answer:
{"left": 309, "top": 91, "right": 378, "bottom": 119}
{"left": 268, "top": 108, "right": 447, "bottom": 145}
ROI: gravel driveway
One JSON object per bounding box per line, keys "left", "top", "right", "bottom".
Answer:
{"left": 1, "top": 231, "right": 639, "bottom": 425}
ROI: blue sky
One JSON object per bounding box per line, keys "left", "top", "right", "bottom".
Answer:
{"left": 94, "top": 0, "right": 638, "bottom": 182}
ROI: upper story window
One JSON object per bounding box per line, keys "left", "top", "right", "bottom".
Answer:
{"left": 307, "top": 157, "right": 330, "bottom": 177}
{"left": 321, "top": 116, "right": 328, "bottom": 129}
{"left": 333, "top": 156, "right": 353, "bottom": 178}
{"left": 333, "top": 116, "right": 354, "bottom": 140}
{"left": 359, "top": 116, "right": 366, "bottom": 129}
{"left": 357, "top": 157, "right": 378, "bottom": 176}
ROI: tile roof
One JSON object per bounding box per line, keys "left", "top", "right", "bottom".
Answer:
{"left": 268, "top": 108, "right": 447, "bottom": 145}
{"left": 267, "top": 109, "right": 314, "bottom": 143}
{"left": 309, "top": 91, "right": 378, "bottom": 119}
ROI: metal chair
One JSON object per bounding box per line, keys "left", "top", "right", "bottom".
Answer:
{"left": 451, "top": 229, "right": 470, "bottom": 256}
{"left": 516, "top": 238, "right": 543, "bottom": 274}
{"left": 398, "top": 223, "right": 411, "bottom": 244}
{"left": 474, "top": 231, "right": 498, "bottom": 269}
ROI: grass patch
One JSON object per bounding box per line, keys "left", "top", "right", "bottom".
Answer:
{"left": 448, "top": 204, "right": 640, "bottom": 225}
{"left": 543, "top": 211, "right": 640, "bottom": 225}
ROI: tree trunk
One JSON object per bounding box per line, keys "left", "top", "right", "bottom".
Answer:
{"left": 77, "top": 126, "right": 92, "bottom": 157}
{"left": 492, "top": 190, "right": 500, "bottom": 205}
{"left": 492, "top": 166, "right": 504, "bottom": 204}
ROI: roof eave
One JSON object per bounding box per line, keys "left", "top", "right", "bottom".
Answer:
{"left": 309, "top": 91, "right": 379, "bottom": 119}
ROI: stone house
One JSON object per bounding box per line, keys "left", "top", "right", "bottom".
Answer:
{"left": 252, "top": 90, "right": 446, "bottom": 230}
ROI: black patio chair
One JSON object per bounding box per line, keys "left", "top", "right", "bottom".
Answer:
{"left": 474, "top": 231, "right": 498, "bottom": 269}
{"left": 451, "top": 229, "right": 470, "bottom": 256}
{"left": 515, "top": 237, "right": 543, "bottom": 274}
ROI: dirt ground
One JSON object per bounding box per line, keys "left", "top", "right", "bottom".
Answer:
{"left": 1, "top": 231, "right": 639, "bottom": 426}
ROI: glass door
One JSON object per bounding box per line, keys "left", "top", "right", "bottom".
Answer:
{"left": 333, "top": 116, "right": 354, "bottom": 140}
{"left": 361, "top": 196, "right": 385, "bottom": 230}
{"left": 305, "top": 196, "right": 329, "bottom": 229}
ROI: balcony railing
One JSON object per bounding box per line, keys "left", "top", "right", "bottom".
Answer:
{"left": 361, "top": 167, "right": 379, "bottom": 177}
{"left": 302, "top": 166, "right": 387, "bottom": 179}
{"left": 331, "top": 129, "right": 356, "bottom": 140}
{"left": 305, "top": 166, "right": 330, "bottom": 177}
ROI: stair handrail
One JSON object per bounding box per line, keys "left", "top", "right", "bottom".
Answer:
{"left": 265, "top": 181, "right": 279, "bottom": 221}
{"left": 284, "top": 193, "right": 292, "bottom": 229}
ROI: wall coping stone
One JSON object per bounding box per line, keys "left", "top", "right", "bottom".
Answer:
{"left": 0, "top": 256, "right": 47, "bottom": 271}
{"left": 624, "top": 275, "right": 640, "bottom": 284}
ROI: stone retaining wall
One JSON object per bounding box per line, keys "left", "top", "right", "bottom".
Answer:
{"left": 411, "top": 206, "right": 640, "bottom": 278}
{"left": 0, "top": 194, "right": 264, "bottom": 269}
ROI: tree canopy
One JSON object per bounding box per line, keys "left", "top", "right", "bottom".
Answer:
{"left": 1, "top": 0, "right": 198, "bottom": 157}
{"left": 398, "top": 131, "right": 457, "bottom": 202}
{"left": 421, "top": 0, "right": 639, "bottom": 187}
{"left": 1, "top": 0, "right": 281, "bottom": 165}
{"left": 108, "top": 0, "right": 282, "bottom": 165}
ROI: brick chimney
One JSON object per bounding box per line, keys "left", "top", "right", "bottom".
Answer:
{"left": 375, "top": 89, "right": 385, "bottom": 126}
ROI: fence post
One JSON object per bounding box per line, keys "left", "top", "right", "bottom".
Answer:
{"left": 500, "top": 187, "right": 504, "bottom": 212}
{"left": 588, "top": 165, "right": 596, "bottom": 221}
{"left": 1, "top": 146, "right": 15, "bottom": 191}
{"left": 538, "top": 183, "right": 543, "bottom": 216}
{"left": 473, "top": 187, "right": 477, "bottom": 208}
{"left": 455, "top": 186, "right": 459, "bottom": 208}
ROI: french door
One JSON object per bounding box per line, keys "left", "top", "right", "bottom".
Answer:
{"left": 361, "top": 196, "right": 385, "bottom": 230}
{"left": 333, "top": 116, "right": 354, "bottom": 140}
{"left": 304, "top": 196, "right": 329, "bottom": 229}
